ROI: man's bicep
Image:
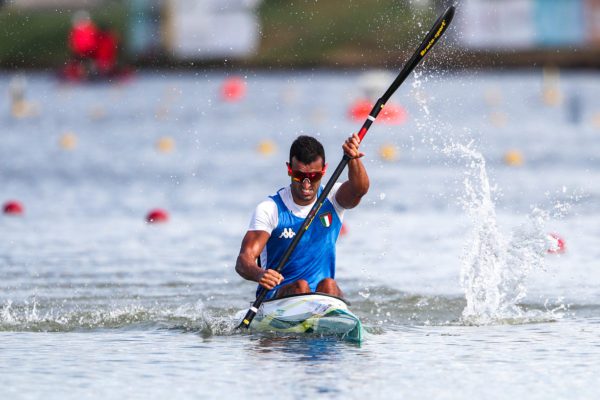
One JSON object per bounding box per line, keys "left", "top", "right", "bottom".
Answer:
{"left": 240, "top": 230, "right": 271, "bottom": 258}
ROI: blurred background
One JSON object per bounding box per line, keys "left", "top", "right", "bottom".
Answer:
{"left": 2, "top": 1, "right": 600, "bottom": 398}
{"left": 1, "top": 0, "right": 600, "bottom": 70}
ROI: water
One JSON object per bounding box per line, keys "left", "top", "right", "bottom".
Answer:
{"left": 1, "top": 70, "right": 599, "bottom": 399}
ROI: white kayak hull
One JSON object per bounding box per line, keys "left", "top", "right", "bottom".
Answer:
{"left": 237, "top": 293, "right": 363, "bottom": 343}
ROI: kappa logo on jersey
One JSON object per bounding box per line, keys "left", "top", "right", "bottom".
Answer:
{"left": 279, "top": 227, "right": 296, "bottom": 239}
{"left": 319, "top": 212, "right": 332, "bottom": 228}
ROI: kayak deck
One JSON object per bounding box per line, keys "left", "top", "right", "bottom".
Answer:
{"left": 237, "top": 293, "right": 363, "bottom": 343}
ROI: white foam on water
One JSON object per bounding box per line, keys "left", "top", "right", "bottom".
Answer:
{"left": 408, "top": 68, "right": 567, "bottom": 326}
{"left": 0, "top": 298, "right": 238, "bottom": 334}
{"left": 444, "top": 141, "right": 565, "bottom": 325}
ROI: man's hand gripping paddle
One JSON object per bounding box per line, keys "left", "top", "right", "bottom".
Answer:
{"left": 239, "top": 5, "right": 456, "bottom": 330}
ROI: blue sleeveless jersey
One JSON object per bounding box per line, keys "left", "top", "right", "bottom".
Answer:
{"left": 257, "top": 187, "right": 343, "bottom": 300}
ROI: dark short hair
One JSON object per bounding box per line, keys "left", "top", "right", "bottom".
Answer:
{"left": 289, "top": 135, "right": 325, "bottom": 166}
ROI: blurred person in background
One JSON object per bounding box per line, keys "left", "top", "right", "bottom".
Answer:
{"left": 69, "top": 10, "right": 98, "bottom": 59}
{"left": 63, "top": 10, "right": 98, "bottom": 81}
{"left": 62, "top": 11, "right": 124, "bottom": 81}
{"left": 94, "top": 24, "right": 119, "bottom": 75}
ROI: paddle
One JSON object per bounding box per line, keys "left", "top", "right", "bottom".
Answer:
{"left": 239, "top": 5, "right": 456, "bottom": 329}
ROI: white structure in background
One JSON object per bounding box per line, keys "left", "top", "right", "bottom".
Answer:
{"left": 457, "top": 0, "right": 600, "bottom": 49}
{"left": 163, "top": 0, "right": 262, "bottom": 60}
{"left": 458, "top": 0, "right": 536, "bottom": 49}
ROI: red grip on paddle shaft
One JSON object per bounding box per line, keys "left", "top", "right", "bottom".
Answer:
{"left": 238, "top": 5, "right": 456, "bottom": 330}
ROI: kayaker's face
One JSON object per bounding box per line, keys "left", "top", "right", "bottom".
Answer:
{"left": 288, "top": 156, "right": 326, "bottom": 205}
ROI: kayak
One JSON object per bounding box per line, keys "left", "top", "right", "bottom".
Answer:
{"left": 236, "top": 293, "right": 363, "bottom": 343}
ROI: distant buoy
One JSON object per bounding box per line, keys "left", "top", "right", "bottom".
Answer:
{"left": 59, "top": 132, "right": 78, "bottom": 150}
{"left": 340, "top": 223, "right": 349, "bottom": 236}
{"left": 349, "top": 99, "right": 371, "bottom": 121}
{"left": 221, "top": 76, "right": 246, "bottom": 102}
{"left": 503, "top": 150, "right": 523, "bottom": 167}
{"left": 349, "top": 99, "right": 407, "bottom": 124}
{"left": 156, "top": 137, "right": 175, "bottom": 153}
{"left": 381, "top": 104, "right": 407, "bottom": 124}
{"left": 542, "top": 66, "right": 563, "bottom": 106}
{"left": 11, "top": 100, "right": 39, "bottom": 119}
{"left": 146, "top": 209, "right": 169, "bottom": 223}
{"left": 257, "top": 140, "right": 276, "bottom": 156}
{"left": 546, "top": 233, "right": 566, "bottom": 254}
{"left": 379, "top": 144, "right": 398, "bottom": 162}
{"left": 3, "top": 200, "right": 24, "bottom": 215}
{"left": 543, "top": 87, "right": 562, "bottom": 107}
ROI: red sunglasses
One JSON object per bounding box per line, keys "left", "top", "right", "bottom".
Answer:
{"left": 287, "top": 163, "right": 327, "bottom": 183}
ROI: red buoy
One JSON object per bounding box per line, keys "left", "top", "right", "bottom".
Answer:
{"left": 340, "top": 223, "right": 349, "bottom": 237}
{"left": 3, "top": 200, "right": 24, "bottom": 215}
{"left": 221, "top": 76, "right": 246, "bottom": 102}
{"left": 547, "top": 233, "right": 566, "bottom": 254}
{"left": 349, "top": 99, "right": 407, "bottom": 125}
{"left": 146, "top": 208, "right": 169, "bottom": 223}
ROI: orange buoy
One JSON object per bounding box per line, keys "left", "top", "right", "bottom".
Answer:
{"left": 146, "top": 208, "right": 169, "bottom": 223}
{"left": 547, "top": 233, "right": 566, "bottom": 254}
{"left": 59, "top": 132, "right": 78, "bottom": 150}
{"left": 156, "top": 137, "right": 175, "bottom": 153}
{"left": 257, "top": 139, "right": 276, "bottom": 156}
{"left": 349, "top": 99, "right": 407, "bottom": 124}
{"left": 503, "top": 150, "right": 524, "bottom": 167}
{"left": 3, "top": 200, "right": 24, "bottom": 215}
{"left": 379, "top": 144, "right": 398, "bottom": 162}
{"left": 221, "top": 76, "right": 246, "bottom": 102}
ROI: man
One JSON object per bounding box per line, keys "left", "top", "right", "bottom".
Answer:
{"left": 235, "top": 134, "right": 369, "bottom": 300}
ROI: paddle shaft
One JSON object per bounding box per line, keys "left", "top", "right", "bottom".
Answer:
{"left": 239, "top": 5, "right": 456, "bottom": 329}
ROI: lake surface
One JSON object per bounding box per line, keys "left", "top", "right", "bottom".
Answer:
{"left": 1, "top": 70, "right": 599, "bottom": 399}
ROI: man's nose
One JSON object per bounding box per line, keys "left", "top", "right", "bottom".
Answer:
{"left": 302, "top": 178, "right": 311, "bottom": 188}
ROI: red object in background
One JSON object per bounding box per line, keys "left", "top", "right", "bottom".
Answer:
{"left": 146, "top": 209, "right": 169, "bottom": 223}
{"left": 547, "top": 233, "right": 566, "bottom": 254}
{"left": 349, "top": 99, "right": 407, "bottom": 124}
{"left": 69, "top": 20, "right": 99, "bottom": 57}
{"left": 94, "top": 30, "right": 119, "bottom": 74}
{"left": 221, "top": 77, "right": 246, "bottom": 102}
{"left": 61, "top": 60, "right": 87, "bottom": 82}
{"left": 340, "top": 223, "right": 349, "bottom": 236}
{"left": 3, "top": 200, "right": 24, "bottom": 215}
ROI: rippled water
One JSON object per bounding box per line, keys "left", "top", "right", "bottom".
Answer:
{"left": 1, "top": 70, "right": 599, "bottom": 399}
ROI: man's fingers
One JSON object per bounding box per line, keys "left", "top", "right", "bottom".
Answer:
{"left": 259, "top": 270, "right": 284, "bottom": 289}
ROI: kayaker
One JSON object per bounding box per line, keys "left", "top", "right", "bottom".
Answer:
{"left": 235, "top": 134, "right": 369, "bottom": 299}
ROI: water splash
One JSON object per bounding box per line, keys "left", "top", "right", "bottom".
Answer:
{"left": 0, "top": 298, "right": 238, "bottom": 335}
{"left": 444, "top": 141, "right": 561, "bottom": 325}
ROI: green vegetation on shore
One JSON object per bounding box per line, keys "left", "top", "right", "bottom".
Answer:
{"left": 255, "top": 0, "right": 435, "bottom": 67}
{"left": 0, "top": 0, "right": 438, "bottom": 69}
{"left": 1, "top": 1, "right": 598, "bottom": 69}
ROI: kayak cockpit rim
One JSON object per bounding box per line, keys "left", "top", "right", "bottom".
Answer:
{"left": 262, "top": 292, "right": 351, "bottom": 306}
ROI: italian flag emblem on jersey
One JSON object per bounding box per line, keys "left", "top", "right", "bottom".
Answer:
{"left": 319, "top": 212, "right": 332, "bottom": 228}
